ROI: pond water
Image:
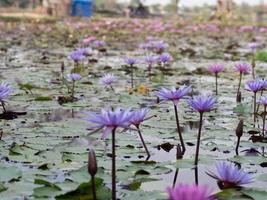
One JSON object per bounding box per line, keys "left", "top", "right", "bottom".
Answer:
{"left": 0, "top": 18, "right": 267, "bottom": 200}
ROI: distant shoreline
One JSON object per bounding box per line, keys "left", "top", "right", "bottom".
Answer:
{"left": 118, "top": 0, "right": 262, "bottom": 7}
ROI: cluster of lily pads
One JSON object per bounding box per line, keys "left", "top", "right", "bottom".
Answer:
{"left": 35, "top": 37, "right": 265, "bottom": 199}
{"left": 1, "top": 19, "right": 267, "bottom": 199}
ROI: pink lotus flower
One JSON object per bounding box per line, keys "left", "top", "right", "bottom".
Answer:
{"left": 208, "top": 64, "right": 224, "bottom": 74}
{"left": 234, "top": 63, "right": 250, "bottom": 74}
{"left": 82, "top": 36, "right": 96, "bottom": 45}
{"left": 167, "top": 184, "right": 215, "bottom": 200}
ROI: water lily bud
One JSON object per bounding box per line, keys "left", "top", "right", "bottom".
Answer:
{"left": 61, "top": 62, "right": 65, "bottom": 74}
{"left": 236, "top": 119, "right": 244, "bottom": 138}
{"left": 176, "top": 144, "right": 183, "bottom": 160}
{"left": 0, "top": 129, "right": 3, "bottom": 140}
{"left": 88, "top": 149, "right": 97, "bottom": 177}
{"left": 236, "top": 91, "right": 242, "bottom": 103}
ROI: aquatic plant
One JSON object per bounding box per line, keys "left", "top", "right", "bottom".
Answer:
{"left": 167, "top": 184, "right": 215, "bottom": 200}
{"left": 0, "top": 82, "right": 12, "bottom": 113}
{"left": 124, "top": 57, "right": 138, "bottom": 88}
{"left": 208, "top": 64, "right": 224, "bottom": 95}
{"left": 88, "top": 148, "right": 98, "bottom": 200}
{"left": 245, "top": 79, "right": 265, "bottom": 124}
{"left": 99, "top": 73, "right": 118, "bottom": 91}
{"left": 188, "top": 95, "right": 216, "bottom": 165}
{"left": 67, "top": 73, "right": 82, "bottom": 98}
{"left": 145, "top": 55, "right": 158, "bottom": 80}
{"left": 247, "top": 42, "right": 259, "bottom": 51}
{"left": 69, "top": 50, "right": 85, "bottom": 66}
{"left": 156, "top": 85, "right": 191, "bottom": 152}
{"left": 259, "top": 96, "right": 267, "bottom": 136}
{"left": 247, "top": 42, "right": 260, "bottom": 79}
{"left": 93, "top": 40, "right": 106, "bottom": 48}
{"left": 234, "top": 63, "right": 250, "bottom": 101}
{"left": 84, "top": 108, "right": 133, "bottom": 200}
{"left": 159, "top": 53, "right": 172, "bottom": 68}
{"left": 154, "top": 41, "right": 168, "bottom": 54}
{"left": 129, "top": 108, "right": 155, "bottom": 157}
{"left": 235, "top": 119, "right": 244, "bottom": 156}
{"left": 207, "top": 161, "right": 253, "bottom": 189}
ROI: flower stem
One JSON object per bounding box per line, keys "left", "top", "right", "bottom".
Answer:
{"left": 263, "top": 106, "right": 266, "bottom": 137}
{"left": 194, "top": 112, "right": 203, "bottom": 166}
{"left": 0, "top": 129, "right": 3, "bottom": 140}
{"left": 1, "top": 101, "right": 6, "bottom": 113}
{"left": 71, "top": 81, "right": 75, "bottom": 98}
{"left": 111, "top": 129, "right": 116, "bottom": 200}
{"left": 215, "top": 73, "right": 218, "bottom": 96}
{"left": 237, "top": 72, "right": 242, "bottom": 96}
{"left": 252, "top": 55, "right": 255, "bottom": 79}
{"left": 235, "top": 136, "right": 240, "bottom": 156}
{"left": 148, "top": 64, "right": 152, "bottom": 81}
{"left": 174, "top": 104, "right": 186, "bottom": 153}
{"left": 253, "top": 92, "right": 257, "bottom": 126}
{"left": 257, "top": 90, "right": 263, "bottom": 113}
{"left": 137, "top": 126, "right": 150, "bottom": 157}
{"left": 91, "top": 175, "right": 96, "bottom": 200}
{"left": 172, "top": 168, "right": 179, "bottom": 188}
{"left": 110, "top": 85, "right": 115, "bottom": 92}
{"left": 130, "top": 64, "right": 134, "bottom": 88}
{"left": 194, "top": 166, "right": 199, "bottom": 185}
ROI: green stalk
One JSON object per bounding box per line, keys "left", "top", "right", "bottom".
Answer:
{"left": 194, "top": 112, "right": 203, "bottom": 166}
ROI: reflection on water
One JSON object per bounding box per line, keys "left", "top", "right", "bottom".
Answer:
{"left": 141, "top": 139, "right": 267, "bottom": 192}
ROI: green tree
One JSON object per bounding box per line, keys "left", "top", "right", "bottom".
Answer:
{"left": 165, "top": 0, "right": 180, "bottom": 15}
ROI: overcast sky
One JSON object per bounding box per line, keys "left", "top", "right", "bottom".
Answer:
{"left": 117, "top": 0, "right": 264, "bottom": 6}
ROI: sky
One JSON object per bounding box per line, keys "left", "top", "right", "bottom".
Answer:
{"left": 117, "top": 0, "right": 263, "bottom": 7}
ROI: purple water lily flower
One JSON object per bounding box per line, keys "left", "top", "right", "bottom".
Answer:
{"left": 154, "top": 41, "right": 168, "bottom": 53}
{"left": 208, "top": 64, "right": 224, "bottom": 74}
{"left": 85, "top": 107, "right": 133, "bottom": 139}
{"left": 67, "top": 73, "right": 81, "bottom": 98}
{"left": 139, "top": 42, "right": 151, "bottom": 50}
{"left": 259, "top": 96, "right": 267, "bottom": 106}
{"left": 129, "top": 108, "right": 149, "bottom": 127}
{"left": 207, "top": 162, "right": 253, "bottom": 189}
{"left": 159, "top": 53, "right": 172, "bottom": 64}
{"left": 69, "top": 50, "right": 85, "bottom": 62}
{"left": 129, "top": 108, "right": 153, "bottom": 157}
{"left": 0, "top": 82, "right": 12, "bottom": 112}
{"left": 124, "top": 57, "right": 138, "bottom": 88}
{"left": 188, "top": 95, "right": 216, "bottom": 165}
{"left": 245, "top": 79, "right": 265, "bottom": 93}
{"left": 99, "top": 73, "right": 117, "bottom": 91}
{"left": 0, "top": 82, "right": 12, "bottom": 101}
{"left": 167, "top": 184, "right": 215, "bottom": 200}
{"left": 247, "top": 42, "right": 260, "bottom": 51}
{"left": 124, "top": 57, "right": 138, "bottom": 66}
{"left": 234, "top": 63, "right": 251, "bottom": 74}
{"left": 208, "top": 64, "right": 224, "bottom": 95}
{"left": 156, "top": 86, "right": 191, "bottom": 105}
{"left": 67, "top": 73, "right": 82, "bottom": 81}
{"left": 235, "top": 63, "right": 251, "bottom": 99}
{"left": 157, "top": 85, "right": 191, "bottom": 152}
{"left": 145, "top": 55, "right": 158, "bottom": 80}
{"left": 85, "top": 107, "right": 133, "bottom": 200}
{"left": 188, "top": 95, "right": 216, "bottom": 113}
{"left": 77, "top": 48, "right": 93, "bottom": 56}
{"left": 245, "top": 79, "right": 266, "bottom": 124}
{"left": 145, "top": 55, "right": 158, "bottom": 66}
{"left": 93, "top": 40, "right": 106, "bottom": 47}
